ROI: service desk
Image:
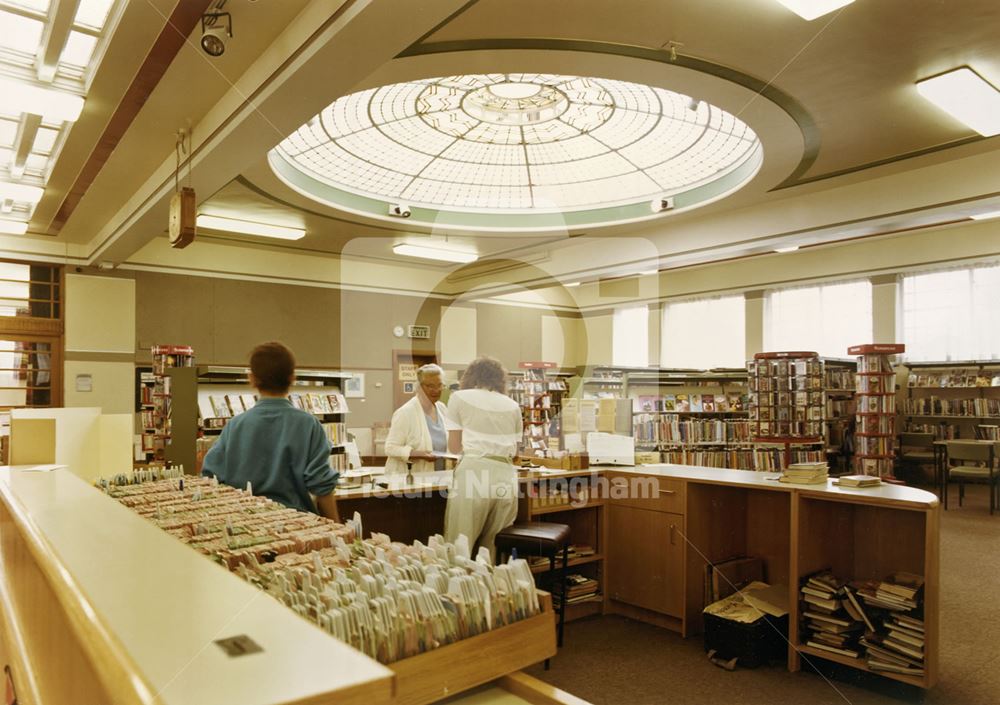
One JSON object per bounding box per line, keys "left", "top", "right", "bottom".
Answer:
{"left": 342, "top": 463, "right": 940, "bottom": 689}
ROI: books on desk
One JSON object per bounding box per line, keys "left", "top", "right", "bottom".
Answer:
{"left": 835, "top": 474, "right": 882, "bottom": 488}
{"left": 779, "top": 461, "right": 829, "bottom": 485}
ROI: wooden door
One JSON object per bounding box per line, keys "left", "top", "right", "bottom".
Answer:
{"left": 392, "top": 350, "right": 437, "bottom": 411}
{"left": 607, "top": 504, "right": 685, "bottom": 617}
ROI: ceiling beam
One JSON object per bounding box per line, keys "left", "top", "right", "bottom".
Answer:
{"left": 47, "top": 0, "right": 215, "bottom": 232}
{"left": 9, "top": 113, "right": 42, "bottom": 179}
{"left": 36, "top": 0, "right": 82, "bottom": 82}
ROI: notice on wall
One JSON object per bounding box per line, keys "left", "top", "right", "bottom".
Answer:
{"left": 75, "top": 374, "right": 93, "bottom": 392}
{"left": 398, "top": 364, "right": 417, "bottom": 382}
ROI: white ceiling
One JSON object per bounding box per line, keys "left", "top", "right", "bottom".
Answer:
{"left": 1, "top": 0, "right": 998, "bottom": 292}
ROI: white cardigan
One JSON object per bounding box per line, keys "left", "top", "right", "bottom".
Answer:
{"left": 384, "top": 396, "right": 450, "bottom": 475}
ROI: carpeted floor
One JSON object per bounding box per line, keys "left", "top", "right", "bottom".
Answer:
{"left": 525, "top": 483, "right": 1000, "bottom": 705}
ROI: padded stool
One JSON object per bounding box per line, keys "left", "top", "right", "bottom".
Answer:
{"left": 494, "top": 522, "right": 570, "bottom": 666}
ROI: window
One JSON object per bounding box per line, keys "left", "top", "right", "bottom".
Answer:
{"left": 900, "top": 264, "right": 1000, "bottom": 361}
{"left": 764, "top": 279, "right": 872, "bottom": 357}
{"left": 612, "top": 305, "right": 649, "bottom": 367}
{"left": 661, "top": 295, "right": 745, "bottom": 368}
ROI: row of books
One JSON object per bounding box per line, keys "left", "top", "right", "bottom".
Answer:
{"left": 197, "top": 392, "right": 351, "bottom": 422}
{"left": 857, "top": 375, "right": 895, "bottom": 394}
{"left": 800, "top": 569, "right": 925, "bottom": 677}
{"left": 752, "top": 405, "right": 824, "bottom": 421}
{"left": 656, "top": 448, "right": 824, "bottom": 471}
{"left": 907, "top": 371, "right": 1000, "bottom": 388}
{"left": 752, "top": 390, "right": 825, "bottom": 407}
{"left": 825, "top": 368, "right": 856, "bottom": 390}
{"left": 633, "top": 418, "right": 753, "bottom": 445}
{"left": 528, "top": 544, "right": 596, "bottom": 570}
{"left": 750, "top": 375, "right": 824, "bottom": 392}
{"left": 858, "top": 356, "right": 894, "bottom": 374}
{"left": 751, "top": 421, "right": 824, "bottom": 438}
{"left": 857, "top": 436, "right": 894, "bottom": 456}
{"left": 860, "top": 395, "right": 897, "bottom": 413}
{"left": 632, "top": 393, "right": 748, "bottom": 413}
{"left": 748, "top": 359, "right": 823, "bottom": 377}
{"left": 903, "top": 397, "right": 1000, "bottom": 417}
{"left": 98, "top": 473, "right": 541, "bottom": 664}
{"left": 859, "top": 414, "right": 896, "bottom": 434}
{"left": 827, "top": 398, "right": 856, "bottom": 419}
{"left": 322, "top": 422, "right": 347, "bottom": 446}
{"left": 906, "top": 422, "right": 959, "bottom": 440}
{"left": 509, "top": 380, "right": 567, "bottom": 393}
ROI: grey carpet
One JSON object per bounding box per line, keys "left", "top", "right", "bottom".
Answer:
{"left": 526, "top": 483, "right": 1000, "bottom": 705}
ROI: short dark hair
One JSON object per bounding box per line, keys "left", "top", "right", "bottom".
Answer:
{"left": 461, "top": 356, "right": 507, "bottom": 393}
{"left": 250, "top": 341, "right": 295, "bottom": 393}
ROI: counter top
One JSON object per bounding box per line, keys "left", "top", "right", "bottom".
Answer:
{"left": 0, "top": 467, "right": 393, "bottom": 705}
{"left": 341, "top": 463, "right": 939, "bottom": 510}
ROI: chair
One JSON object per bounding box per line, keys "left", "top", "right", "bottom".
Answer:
{"left": 898, "top": 432, "right": 936, "bottom": 484}
{"left": 494, "top": 522, "right": 570, "bottom": 667}
{"left": 944, "top": 441, "right": 998, "bottom": 515}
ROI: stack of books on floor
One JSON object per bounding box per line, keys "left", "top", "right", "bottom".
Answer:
{"left": 555, "top": 574, "right": 600, "bottom": 605}
{"left": 779, "top": 461, "right": 829, "bottom": 485}
{"left": 856, "top": 572, "right": 925, "bottom": 677}
{"left": 835, "top": 474, "right": 883, "bottom": 488}
{"left": 528, "top": 544, "right": 596, "bottom": 569}
{"left": 800, "top": 571, "right": 864, "bottom": 658}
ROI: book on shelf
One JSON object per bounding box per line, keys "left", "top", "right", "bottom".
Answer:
{"left": 702, "top": 394, "right": 716, "bottom": 412}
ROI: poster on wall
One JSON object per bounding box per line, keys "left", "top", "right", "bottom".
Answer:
{"left": 344, "top": 373, "right": 365, "bottom": 398}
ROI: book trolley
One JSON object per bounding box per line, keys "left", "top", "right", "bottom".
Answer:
{"left": 849, "top": 344, "right": 905, "bottom": 479}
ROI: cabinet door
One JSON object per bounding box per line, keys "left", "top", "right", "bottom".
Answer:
{"left": 607, "top": 505, "right": 685, "bottom": 617}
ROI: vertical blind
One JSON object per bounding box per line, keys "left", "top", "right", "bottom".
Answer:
{"left": 612, "top": 305, "right": 649, "bottom": 367}
{"left": 900, "top": 264, "right": 1000, "bottom": 361}
{"left": 764, "top": 279, "right": 872, "bottom": 357}
{"left": 661, "top": 295, "right": 745, "bottom": 368}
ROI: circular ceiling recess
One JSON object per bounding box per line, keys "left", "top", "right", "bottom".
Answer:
{"left": 268, "top": 73, "right": 763, "bottom": 231}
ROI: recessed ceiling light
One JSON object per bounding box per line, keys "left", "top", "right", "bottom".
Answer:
{"left": 774, "top": 0, "right": 854, "bottom": 21}
{"left": 970, "top": 209, "right": 1000, "bottom": 221}
{"left": 0, "top": 181, "right": 44, "bottom": 204}
{"left": 196, "top": 214, "right": 305, "bottom": 240}
{"left": 916, "top": 68, "right": 1000, "bottom": 137}
{"left": 775, "top": 245, "right": 800, "bottom": 253}
{"left": 0, "top": 220, "right": 28, "bottom": 235}
{"left": 0, "top": 77, "right": 85, "bottom": 123}
{"left": 393, "top": 243, "right": 478, "bottom": 264}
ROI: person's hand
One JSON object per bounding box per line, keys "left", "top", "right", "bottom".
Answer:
{"left": 409, "top": 451, "right": 436, "bottom": 461}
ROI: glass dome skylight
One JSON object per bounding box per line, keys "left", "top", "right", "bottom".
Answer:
{"left": 269, "top": 73, "right": 763, "bottom": 228}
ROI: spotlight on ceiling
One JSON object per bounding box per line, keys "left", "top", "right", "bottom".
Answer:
{"left": 200, "top": 12, "right": 232, "bottom": 57}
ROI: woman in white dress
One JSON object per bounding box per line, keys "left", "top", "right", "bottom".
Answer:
{"left": 445, "top": 356, "right": 522, "bottom": 561}
{"left": 384, "top": 364, "right": 450, "bottom": 474}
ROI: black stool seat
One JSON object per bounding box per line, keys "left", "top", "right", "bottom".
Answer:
{"left": 495, "top": 522, "right": 570, "bottom": 555}
{"left": 495, "top": 521, "right": 571, "bottom": 667}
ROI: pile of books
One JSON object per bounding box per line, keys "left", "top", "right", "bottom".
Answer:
{"left": 779, "top": 461, "right": 829, "bottom": 484}
{"left": 556, "top": 573, "right": 600, "bottom": 605}
{"left": 799, "top": 569, "right": 926, "bottom": 678}
{"left": 97, "top": 472, "right": 541, "bottom": 664}
{"left": 800, "top": 571, "right": 865, "bottom": 658}
{"left": 835, "top": 474, "right": 883, "bottom": 488}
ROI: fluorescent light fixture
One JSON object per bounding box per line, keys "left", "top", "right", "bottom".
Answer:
{"left": 916, "top": 67, "right": 1000, "bottom": 136}
{"left": 0, "top": 220, "right": 28, "bottom": 235}
{"left": 393, "top": 243, "right": 478, "bottom": 264}
{"left": 638, "top": 269, "right": 658, "bottom": 276}
{"left": 775, "top": 245, "right": 800, "bottom": 253}
{"left": 0, "top": 77, "right": 85, "bottom": 123}
{"left": 566, "top": 281, "right": 581, "bottom": 288}
{"left": 971, "top": 209, "right": 1000, "bottom": 221}
{"left": 0, "top": 181, "right": 43, "bottom": 204}
{"left": 773, "top": 0, "right": 854, "bottom": 20}
{"left": 196, "top": 214, "right": 305, "bottom": 240}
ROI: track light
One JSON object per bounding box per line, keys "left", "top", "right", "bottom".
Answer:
{"left": 200, "top": 12, "right": 232, "bottom": 57}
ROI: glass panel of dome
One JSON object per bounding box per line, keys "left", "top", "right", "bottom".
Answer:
{"left": 31, "top": 127, "right": 58, "bottom": 154}
{"left": 0, "top": 10, "right": 43, "bottom": 56}
{"left": 73, "top": 0, "right": 114, "bottom": 29}
{"left": 60, "top": 31, "right": 97, "bottom": 67}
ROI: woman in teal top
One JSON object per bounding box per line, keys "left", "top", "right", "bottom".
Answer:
{"left": 201, "top": 342, "right": 339, "bottom": 519}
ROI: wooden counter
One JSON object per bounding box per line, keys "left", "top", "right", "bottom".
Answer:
{"left": 339, "top": 463, "right": 940, "bottom": 689}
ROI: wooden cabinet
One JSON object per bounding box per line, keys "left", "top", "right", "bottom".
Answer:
{"left": 606, "top": 504, "right": 684, "bottom": 617}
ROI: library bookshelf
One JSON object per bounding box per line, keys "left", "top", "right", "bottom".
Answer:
{"left": 749, "top": 352, "right": 825, "bottom": 469}
{"left": 849, "top": 344, "right": 904, "bottom": 479}
{"left": 902, "top": 360, "right": 1000, "bottom": 441}
{"left": 508, "top": 362, "right": 572, "bottom": 458}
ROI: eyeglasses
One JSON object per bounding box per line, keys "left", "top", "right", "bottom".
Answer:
{"left": 421, "top": 383, "right": 444, "bottom": 390}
